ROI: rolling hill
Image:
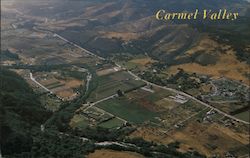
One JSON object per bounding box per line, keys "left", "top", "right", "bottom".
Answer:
{"left": 2, "top": 0, "right": 250, "bottom": 81}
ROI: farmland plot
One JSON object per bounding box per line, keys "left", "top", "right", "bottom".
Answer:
{"left": 88, "top": 71, "right": 145, "bottom": 102}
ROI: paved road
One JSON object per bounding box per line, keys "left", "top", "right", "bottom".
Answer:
{"left": 95, "top": 141, "right": 138, "bottom": 149}
{"left": 30, "top": 73, "right": 65, "bottom": 101}
{"left": 83, "top": 94, "right": 127, "bottom": 123}
{"left": 94, "top": 105, "right": 127, "bottom": 123}
{"left": 207, "top": 100, "right": 241, "bottom": 104}
{"left": 123, "top": 70, "right": 250, "bottom": 124}
{"left": 85, "top": 72, "right": 92, "bottom": 93}
{"left": 30, "top": 72, "right": 52, "bottom": 93}
{"left": 166, "top": 87, "right": 249, "bottom": 124}
{"left": 59, "top": 132, "right": 89, "bottom": 142}
{"left": 50, "top": 32, "right": 250, "bottom": 125}
{"left": 53, "top": 33, "right": 105, "bottom": 60}
{"left": 131, "top": 71, "right": 250, "bottom": 124}
{"left": 84, "top": 94, "right": 117, "bottom": 111}
{"left": 58, "top": 132, "right": 138, "bottom": 149}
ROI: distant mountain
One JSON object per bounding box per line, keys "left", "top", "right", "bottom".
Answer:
{"left": 8, "top": 0, "right": 249, "bottom": 20}
{"left": 4, "top": 0, "right": 250, "bottom": 79}
{"left": 27, "top": 0, "right": 247, "bottom": 62}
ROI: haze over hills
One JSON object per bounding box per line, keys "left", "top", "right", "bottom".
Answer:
{"left": 2, "top": 0, "right": 250, "bottom": 83}
{"left": 2, "top": 0, "right": 250, "bottom": 79}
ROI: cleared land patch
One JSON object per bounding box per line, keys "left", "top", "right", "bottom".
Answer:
{"left": 155, "top": 98, "right": 180, "bottom": 110}
{"left": 129, "top": 57, "right": 156, "bottom": 66}
{"left": 70, "top": 114, "right": 90, "bottom": 129}
{"left": 33, "top": 69, "right": 85, "bottom": 101}
{"left": 96, "top": 66, "right": 121, "bottom": 76}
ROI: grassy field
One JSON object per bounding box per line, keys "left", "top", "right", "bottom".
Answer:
{"left": 46, "top": 82, "right": 65, "bottom": 89}
{"left": 234, "top": 111, "right": 250, "bottom": 123}
{"left": 126, "top": 89, "right": 173, "bottom": 113}
{"left": 118, "top": 55, "right": 156, "bottom": 72}
{"left": 127, "top": 88, "right": 174, "bottom": 102}
{"left": 98, "top": 118, "right": 124, "bottom": 129}
{"left": 88, "top": 71, "right": 145, "bottom": 102}
{"left": 129, "top": 57, "right": 156, "bottom": 66}
{"left": 95, "top": 97, "right": 158, "bottom": 124}
{"left": 70, "top": 115, "right": 90, "bottom": 129}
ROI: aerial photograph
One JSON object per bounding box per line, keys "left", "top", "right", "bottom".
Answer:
{"left": 0, "top": 0, "right": 249, "bottom": 157}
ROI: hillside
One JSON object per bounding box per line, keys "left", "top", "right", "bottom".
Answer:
{"left": 2, "top": 0, "right": 249, "bottom": 82}
{"left": 0, "top": 69, "right": 93, "bottom": 157}
{"left": 0, "top": 69, "right": 206, "bottom": 158}
{"left": 0, "top": 69, "right": 50, "bottom": 155}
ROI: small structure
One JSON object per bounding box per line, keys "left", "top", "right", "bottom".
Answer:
{"left": 40, "top": 124, "right": 45, "bottom": 133}
{"left": 169, "top": 94, "right": 188, "bottom": 104}
{"left": 117, "top": 89, "right": 124, "bottom": 97}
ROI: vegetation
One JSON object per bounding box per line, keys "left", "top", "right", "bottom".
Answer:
{"left": 140, "top": 69, "right": 205, "bottom": 92}
{"left": 106, "top": 138, "right": 206, "bottom": 158}
{"left": 88, "top": 71, "right": 145, "bottom": 102}
{"left": 98, "top": 118, "right": 124, "bottom": 129}
{"left": 195, "top": 17, "right": 250, "bottom": 64}
{"left": 0, "top": 69, "right": 96, "bottom": 157}
{"left": 0, "top": 49, "right": 19, "bottom": 60}
{"left": 96, "top": 97, "right": 158, "bottom": 124}
{"left": 62, "top": 70, "right": 87, "bottom": 80}
{"left": 2, "top": 1, "right": 249, "bottom": 156}
{"left": 44, "top": 66, "right": 98, "bottom": 131}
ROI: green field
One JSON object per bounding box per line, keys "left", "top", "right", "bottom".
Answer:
{"left": 88, "top": 71, "right": 145, "bottom": 102}
{"left": 95, "top": 97, "right": 158, "bottom": 124}
{"left": 74, "top": 120, "right": 89, "bottom": 129}
{"left": 98, "top": 118, "right": 124, "bottom": 129}
{"left": 70, "top": 115, "right": 90, "bottom": 129}
{"left": 144, "top": 89, "right": 174, "bottom": 102}
{"left": 234, "top": 111, "right": 250, "bottom": 123}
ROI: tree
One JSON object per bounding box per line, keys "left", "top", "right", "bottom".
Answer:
{"left": 117, "top": 89, "right": 124, "bottom": 97}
